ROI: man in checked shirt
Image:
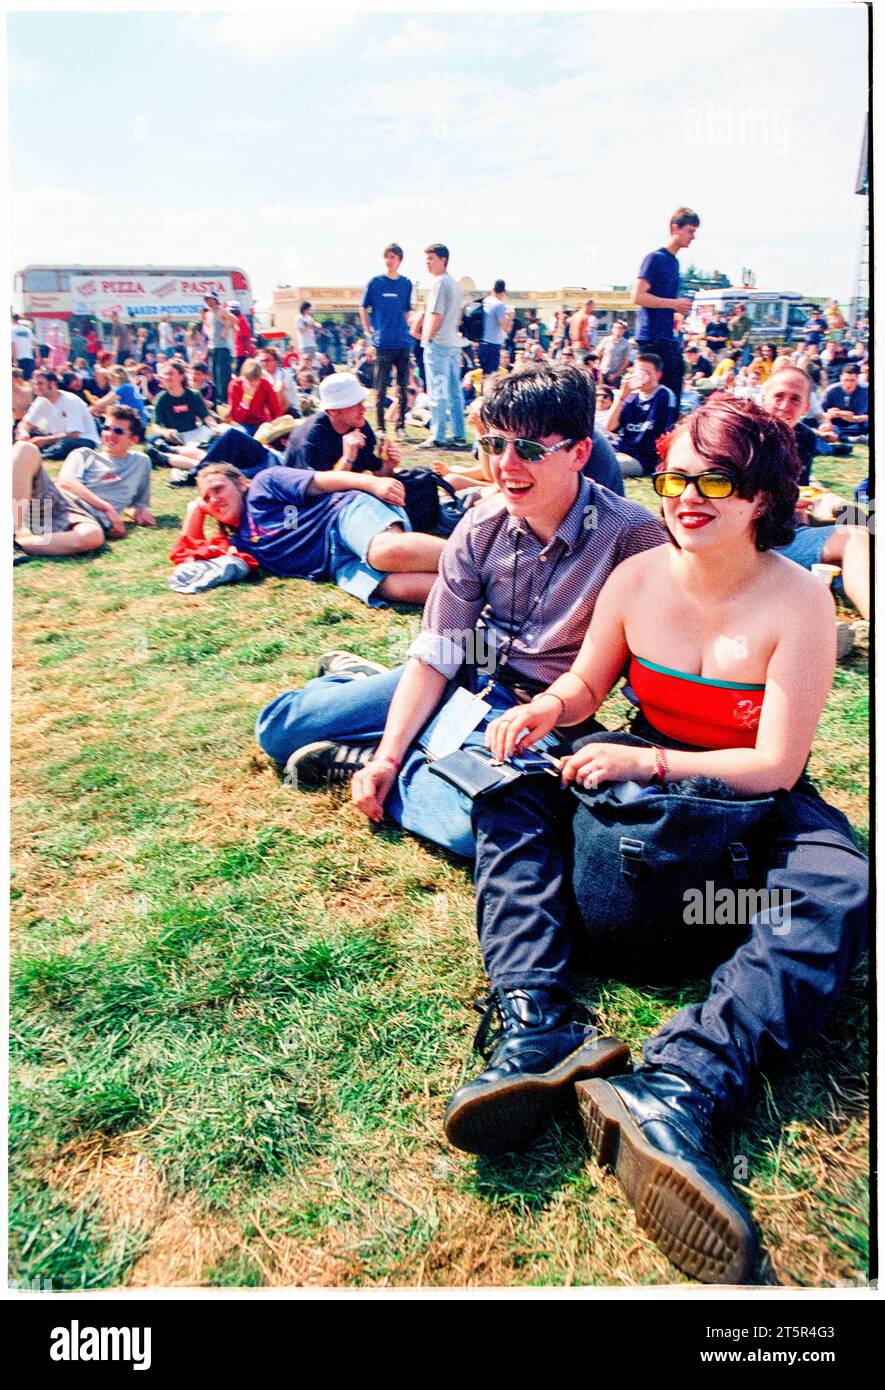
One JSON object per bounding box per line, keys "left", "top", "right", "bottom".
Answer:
{"left": 257, "top": 365, "right": 665, "bottom": 849}
{"left": 256, "top": 365, "right": 664, "bottom": 1127}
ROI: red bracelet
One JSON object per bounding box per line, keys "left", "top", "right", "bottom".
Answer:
{"left": 651, "top": 747, "right": 669, "bottom": 784}
{"left": 376, "top": 754, "right": 402, "bottom": 773}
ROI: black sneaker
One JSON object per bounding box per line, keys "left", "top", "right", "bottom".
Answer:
{"left": 13, "top": 541, "right": 30, "bottom": 566}
{"left": 317, "top": 650, "right": 390, "bottom": 679}
{"left": 283, "top": 739, "right": 379, "bottom": 789}
{"left": 415, "top": 437, "right": 447, "bottom": 450}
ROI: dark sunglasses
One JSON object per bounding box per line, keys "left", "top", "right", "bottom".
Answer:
{"left": 478, "top": 435, "right": 576, "bottom": 463}
{"left": 101, "top": 425, "right": 131, "bottom": 437}
{"left": 653, "top": 470, "right": 738, "bottom": 500}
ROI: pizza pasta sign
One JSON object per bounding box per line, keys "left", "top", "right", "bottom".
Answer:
{"left": 70, "top": 274, "right": 236, "bottom": 319}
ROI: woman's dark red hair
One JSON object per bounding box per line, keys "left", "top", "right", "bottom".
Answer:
{"left": 660, "top": 396, "right": 799, "bottom": 551}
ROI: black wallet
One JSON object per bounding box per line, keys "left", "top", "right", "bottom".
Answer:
{"left": 427, "top": 745, "right": 557, "bottom": 801}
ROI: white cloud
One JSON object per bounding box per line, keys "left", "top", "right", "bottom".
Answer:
{"left": 191, "top": 9, "right": 360, "bottom": 60}
{"left": 366, "top": 18, "right": 452, "bottom": 60}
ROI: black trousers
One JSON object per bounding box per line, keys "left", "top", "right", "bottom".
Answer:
{"left": 374, "top": 349, "right": 411, "bottom": 429}
{"left": 473, "top": 772, "right": 868, "bottom": 1118}
{"left": 636, "top": 337, "right": 685, "bottom": 413}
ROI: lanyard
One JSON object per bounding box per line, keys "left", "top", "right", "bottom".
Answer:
{"left": 477, "top": 529, "right": 566, "bottom": 694}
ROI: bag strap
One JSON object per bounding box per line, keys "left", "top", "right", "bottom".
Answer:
{"left": 619, "top": 836, "right": 644, "bottom": 878}
{"left": 728, "top": 841, "right": 750, "bottom": 882}
{"left": 435, "top": 474, "right": 460, "bottom": 501}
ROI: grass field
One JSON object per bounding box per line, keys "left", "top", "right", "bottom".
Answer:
{"left": 9, "top": 436, "right": 869, "bottom": 1290}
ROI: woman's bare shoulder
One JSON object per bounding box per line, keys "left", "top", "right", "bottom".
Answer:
{"left": 765, "top": 550, "right": 836, "bottom": 618}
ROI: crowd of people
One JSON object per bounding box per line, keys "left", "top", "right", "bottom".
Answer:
{"left": 10, "top": 209, "right": 870, "bottom": 1286}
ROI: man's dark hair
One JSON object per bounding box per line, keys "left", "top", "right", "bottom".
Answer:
{"left": 482, "top": 363, "right": 595, "bottom": 441}
{"left": 425, "top": 242, "right": 449, "bottom": 263}
{"left": 191, "top": 359, "right": 209, "bottom": 373}
{"left": 106, "top": 402, "right": 144, "bottom": 442}
{"left": 841, "top": 362, "right": 860, "bottom": 376}
{"left": 685, "top": 345, "right": 700, "bottom": 355}
{"left": 636, "top": 352, "right": 663, "bottom": 374}
{"left": 665, "top": 397, "right": 797, "bottom": 551}
{"left": 384, "top": 243, "right": 403, "bottom": 259}
{"left": 670, "top": 207, "right": 701, "bottom": 229}
{"left": 300, "top": 301, "right": 311, "bottom": 313}
{"left": 493, "top": 279, "right": 506, "bottom": 294}
{"left": 34, "top": 369, "right": 59, "bottom": 385}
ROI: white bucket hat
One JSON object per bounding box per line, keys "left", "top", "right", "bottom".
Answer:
{"left": 318, "top": 373, "right": 369, "bottom": 411}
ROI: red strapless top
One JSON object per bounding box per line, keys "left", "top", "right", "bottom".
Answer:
{"left": 629, "top": 655, "right": 766, "bottom": 750}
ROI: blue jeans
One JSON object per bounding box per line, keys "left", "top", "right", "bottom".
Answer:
{"left": 425, "top": 342, "right": 466, "bottom": 442}
{"left": 326, "top": 495, "right": 411, "bottom": 607}
{"left": 209, "top": 347, "right": 232, "bottom": 406}
{"left": 255, "top": 667, "right": 523, "bottom": 859}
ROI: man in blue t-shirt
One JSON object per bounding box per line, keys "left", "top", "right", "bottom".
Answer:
{"left": 606, "top": 353, "right": 677, "bottom": 476}
{"left": 359, "top": 243, "right": 413, "bottom": 436}
{"left": 479, "top": 279, "right": 512, "bottom": 377}
{"left": 184, "top": 460, "right": 443, "bottom": 608}
{"left": 632, "top": 207, "right": 700, "bottom": 413}
{"left": 803, "top": 308, "right": 828, "bottom": 347}
{"left": 819, "top": 364, "right": 869, "bottom": 445}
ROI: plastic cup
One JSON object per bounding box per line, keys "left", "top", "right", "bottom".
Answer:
{"left": 811, "top": 563, "right": 841, "bottom": 587}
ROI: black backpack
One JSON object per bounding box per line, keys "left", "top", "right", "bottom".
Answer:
{"left": 395, "top": 468, "right": 465, "bottom": 538}
{"left": 460, "top": 296, "right": 485, "bottom": 344}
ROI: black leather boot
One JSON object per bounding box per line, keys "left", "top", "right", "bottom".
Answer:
{"left": 577, "top": 1067, "right": 760, "bottom": 1284}
{"left": 444, "top": 987, "right": 631, "bottom": 1157}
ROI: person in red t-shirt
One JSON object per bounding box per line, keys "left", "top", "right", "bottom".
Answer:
{"left": 227, "top": 358, "right": 282, "bottom": 433}
{"left": 231, "top": 303, "right": 253, "bottom": 370}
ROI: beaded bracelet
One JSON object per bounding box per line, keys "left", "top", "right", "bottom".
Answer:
{"left": 651, "top": 746, "right": 670, "bottom": 785}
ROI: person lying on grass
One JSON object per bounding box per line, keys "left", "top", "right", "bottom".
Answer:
{"left": 179, "top": 460, "right": 444, "bottom": 606}
{"left": 13, "top": 404, "right": 155, "bottom": 560}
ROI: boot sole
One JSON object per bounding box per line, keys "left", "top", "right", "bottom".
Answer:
{"left": 444, "top": 1036, "right": 630, "bottom": 1157}
{"left": 577, "top": 1078, "right": 757, "bottom": 1284}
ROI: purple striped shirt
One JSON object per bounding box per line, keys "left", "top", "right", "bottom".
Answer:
{"left": 409, "top": 477, "right": 667, "bottom": 685}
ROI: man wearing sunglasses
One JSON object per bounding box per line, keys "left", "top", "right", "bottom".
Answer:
{"left": 57, "top": 404, "right": 155, "bottom": 538}
{"left": 12, "top": 405, "right": 153, "bottom": 559}
{"left": 257, "top": 364, "right": 666, "bottom": 857}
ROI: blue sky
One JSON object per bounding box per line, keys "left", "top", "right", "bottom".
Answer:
{"left": 8, "top": 5, "right": 869, "bottom": 308}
